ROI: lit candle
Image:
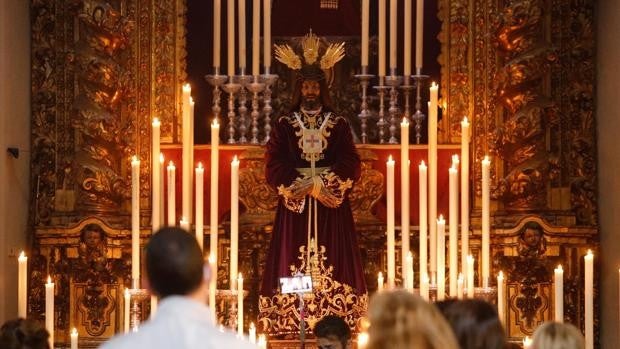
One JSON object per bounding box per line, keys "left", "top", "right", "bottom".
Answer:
{"left": 554, "top": 265, "right": 563, "bottom": 322}
{"left": 437, "top": 215, "right": 446, "bottom": 300}
{"left": 377, "top": 272, "right": 384, "bottom": 292}
{"left": 196, "top": 163, "right": 204, "bottom": 250}
{"left": 252, "top": 0, "right": 260, "bottom": 76}
{"left": 213, "top": 0, "right": 221, "bottom": 69}
{"left": 180, "top": 217, "right": 190, "bottom": 231}
{"left": 401, "top": 119, "right": 410, "bottom": 280}
{"left": 460, "top": 117, "right": 470, "bottom": 281}
{"left": 227, "top": 0, "right": 236, "bottom": 77}
{"left": 406, "top": 251, "right": 414, "bottom": 292}
{"left": 238, "top": 0, "right": 246, "bottom": 71}
{"left": 208, "top": 254, "right": 217, "bottom": 322}
{"left": 71, "top": 327, "right": 78, "bottom": 349}
{"left": 467, "top": 255, "right": 475, "bottom": 298}
{"left": 131, "top": 156, "right": 140, "bottom": 287}
{"left": 428, "top": 82, "right": 438, "bottom": 284}
{"left": 210, "top": 120, "right": 220, "bottom": 278}
{"left": 419, "top": 161, "right": 428, "bottom": 285}
{"left": 403, "top": 0, "right": 412, "bottom": 76}
{"left": 257, "top": 334, "right": 267, "bottom": 349}
{"left": 497, "top": 271, "right": 505, "bottom": 325}
{"left": 45, "top": 276, "right": 54, "bottom": 348}
{"left": 160, "top": 153, "right": 165, "bottom": 227}
{"left": 523, "top": 336, "right": 532, "bottom": 349}
{"left": 124, "top": 288, "right": 130, "bottom": 333}
{"left": 167, "top": 161, "right": 176, "bottom": 226}
{"left": 457, "top": 273, "right": 464, "bottom": 300}
{"left": 386, "top": 156, "right": 396, "bottom": 288}
{"left": 361, "top": 0, "right": 370, "bottom": 68}
{"left": 237, "top": 273, "right": 244, "bottom": 336}
{"left": 378, "top": 0, "right": 386, "bottom": 77}
{"left": 448, "top": 162, "right": 458, "bottom": 298}
{"left": 358, "top": 332, "right": 369, "bottom": 349}
{"left": 481, "top": 155, "right": 490, "bottom": 288}
{"left": 263, "top": 0, "right": 271, "bottom": 71}
{"left": 182, "top": 84, "right": 192, "bottom": 227}
{"left": 389, "top": 0, "right": 397, "bottom": 71}
{"left": 585, "top": 250, "right": 593, "bottom": 349}
{"left": 420, "top": 273, "right": 430, "bottom": 301}
{"left": 18, "top": 251, "right": 27, "bottom": 318}
{"left": 249, "top": 322, "right": 256, "bottom": 343}
{"left": 415, "top": 0, "right": 424, "bottom": 72}
{"left": 230, "top": 156, "right": 240, "bottom": 290}
{"left": 152, "top": 118, "right": 161, "bottom": 231}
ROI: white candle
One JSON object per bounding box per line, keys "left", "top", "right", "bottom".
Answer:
{"left": 460, "top": 117, "right": 470, "bottom": 280}
{"left": 227, "top": 0, "right": 236, "bottom": 77}
{"left": 415, "top": 0, "right": 424, "bottom": 72}
{"left": 249, "top": 322, "right": 256, "bottom": 343}
{"left": 159, "top": 153, "right": 165, "bottom": 225}
{"left": 210, "top": 120, "right": 220, "bottom": 274}
{"left": 437, "top": 215, "right": 446, "bottom": 300}
{"left": 386, "top": 156, "right": 396, "bottom": 288}
{"left": 263, "top": 0, "right": 271, "bottom": 71}
{"left": 523, "top": 336, "right": 532, "bottom": 349}
{"left": 406, "top": 251, "right": 414, "bottom": 292}
{"left": 457, "top": 273, "right": 464, "bottom": 300}
{"left": 585, "top": 250, "right": 593, "bottom": 349}
{"left": 124, "top": 288, "right": 130, "bottom": 333}
{"left": 230, "top": 156, "right": 240, "bottom": 290}
{"left": 238, "top": 0, "right": 246, "bottom": 70}
{"left": 180, "top": 217, "right": 190, "bottom": 231}
{"left": 401, "top": 119, "right": 410, "bottom": 281}
{"left": 152, "top": 118, "right": 161, "bottom": 231}
{"left": 481, "top": 155, "right": 491, "bottom": 288}
{"left": 467, "top": 255, "right": 475, "bottom": 298}
{"left": 448, "top": 163, "right": 458, "bottom": 298}
{"left": 404, "top": 0, "right": 412, "bottom": 76}
{"left": 131, "top": 156, "right": 140, "bottom": 286}
{"left": 252, "top": 0, "right": 260, "bottom": 76}
{"left": 18, "top": 251, "right": 27, "bottom": 318}
{"left": 497, "top": 271, "right": 505, "bottom": 325}
{"left": 420, "top": 273, "right": 430, "bottom": 301}
{"left": 358, "top": 332, "right": 369, "bottom": 349}
{"left": 214, "top": 0, "right": 221, "bottom": 69}
{"left": 45, "top": 276, "right": 54, "bottom": 348}
{"left": 361, "top": 0, "right": 370, "bottom": 67}
{"left": 196, "top": 163, "right": 204, "bottom": 250}
{"left": 419, "top": 161, "right": 428, "bottom": 285}
{"left": 428, "top": 82, "right": 438, "bottom": 284}
{"left": 237, "top": 273, "right": 244, "bottom": 336}
{"left": 258, "top": 334, "right": 267, "bottom": 349}
{"left": 208, "top": 254, "right": 217, "bottom": 322}
{"left": 389, "top": 0, "right": 397, "bottom": 71}
{"left": 182, "top": 84, "right": 192, "bottom": 227}
{"left": 377, "top": 272, "right": 384, "bottom": 292}
{"left": 70, "top": 327, "right": 78, "bottom": 349}
{"left": 150, "top": 294, "right": 158, "bottom": 318}
{"left": 378, "top": 0, "right": 386, "bottom": 77}
{"left": 554, "top": 265, "right": 563, "bottom": 322}
{"left": 167, "top": 161, "right": 176, "bottom": 226}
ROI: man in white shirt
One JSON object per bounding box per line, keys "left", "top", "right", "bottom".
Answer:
{"left": 101, "top": 227, "right": 256, "bottom": 349}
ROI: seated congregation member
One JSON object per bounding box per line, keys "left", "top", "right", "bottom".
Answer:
{"left": 532, "top": 322, "right": 584, "bottom": 349}
{"left": 367, "top": 290, "right": 459, "bottom": 349}
{"left": 101, "top": 227, "right": 256, "bottom": 349}
{"left": 436, "top": 299, "right": 507, "bottom": 349}
{"left": 0, "top": 318, "right": 50, "bottom": 349}
{"left": 314, "top": 315, "right": 352, "bottom": 349}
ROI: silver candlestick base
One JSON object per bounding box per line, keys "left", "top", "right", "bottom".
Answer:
{"left": 410, "top": 73, "right": 429, "bottom": 144}
{"left": 355, "top": 66, "right": 375, "bottom": 144}
{"left": 260, "top": 74, "right": 278, "bottom": 144}
{"left": 246, "top": 78, "right": 266, "bottom": 144}
{"left": 235, "top": 74, "right": 253, "bottom": 144}
{"left": 373, "top": 83, "right": 390, "bottom": 144}
{"left": 205, "top": 72, "right": 228, "bottom": 124}
{"left": 385, "top": 75, "right": 403, "bottom": 144}
{"left": 222, "top": 82, "right": 242, "bottom": 144}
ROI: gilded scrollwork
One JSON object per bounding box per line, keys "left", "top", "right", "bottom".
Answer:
{"left": 349, "top": 149, "right": 383, "bottom": 224}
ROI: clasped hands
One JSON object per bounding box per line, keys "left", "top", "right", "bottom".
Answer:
{"left": 289, "top": 176, "right": 340, "bottom": 208}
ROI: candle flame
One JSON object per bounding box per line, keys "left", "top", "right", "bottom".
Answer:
{"left": 47, "top": 275, "right": 52, "bottom": 284}
{"left": 401, "top": 117, "right": 409, "bottom": 126}
{"left": 152, "top": 117, "right": 160, "bottom": 126}
{"left": 407, "top": 251, "right": 413, "bottom": 259}
{"left": 523, "top": 336, "right": 532, "bottom": 348}
{"left": 387, "top": 155, "right": 393, "bottom": 162}
{"left": 587, "top": 249, "right": 593, "bottom": 256}
{"left": 556, "top": 264, "right": 563, "bottom": 271}
{"left": 208, "top": 253, "right": 215, "bottom": 264}
{"left": 378, "top": 272, "right": 383, "bottom": 278}
{"left": 212, "top": 119, "right": 220, "bottom": 127}
{"left": 462, "top": 116, "right": 469, "bottom": 124}
{"left": 431, "top": 81, "right": 438, "bottom": 88}
{"left": 498, "top": 271, "right": 504, "bottom": 280}
{"left": 125, "top": 288, "right": 130, "bottom": 296}
{"left": 71, "top": 327, "right": 78, "bottom": 336}
{"left": 452, "top": 154, "right": 460, "bottom": 165}
{"left": 183, "top": 83, "right": 191, "bottom": 92}
{"left": 232, "top": 155, "right": 239, "bottom": 164}
{"left": 250, "top": 322, "right": 255, "bottom": 329}
{"left": 168, "top": 161, "right": 175, "bottom": 168}
{"left": 19, "top": 251, "right": 26, "bottom": 259}
{"left": 483, "top": 155, "right": 490, "bottom": 163}
{"left": 438, "top": 214, "right": 444, "bottom": 222}
{"left": 238, "top": 272, "right": 243, "bottom": 280}
{"left": 132, "top": 155, "right": 139, "bottom": 163}
{"left": 420, "top": 160, "right": 426, "bottom": 167}
{"left": 197, "top": 162, "right": 203, "bottom": 169}
{"left": 357, "top": 332, "right": 369, "bottom": 346}
{"left": 190, "top": 96, "right": 195, "bottom": 105}
{"left": 467, "top": 255, "right": 474, "bottom": 262}
{"left": 159, "top": 153, "right": 164, "bottom": 163}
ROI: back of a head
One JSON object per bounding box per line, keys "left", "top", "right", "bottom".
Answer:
{"left": 532, "top": 322, "right": 584, "bottom": 349}
{"left": 314, "top": 315, "right": 351, "bottom": 347}
{"left": 0, "top": 318, "right": 50, "bottom": 349}
{"left": 437, "top": 299, "right": 507, "bottom": 349}
{"left": 146, "top": 227, "right": 204, "bottom": 298}
{"left": 367, "top": 290, "right": 459, "bottom": 349}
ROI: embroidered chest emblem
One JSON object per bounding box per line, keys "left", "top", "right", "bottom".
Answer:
{"left": 289, "top": 111, "right": 337, "bottom": 162}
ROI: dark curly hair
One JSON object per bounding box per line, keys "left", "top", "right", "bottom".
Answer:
{"left": 0, "top": 318, "right": 50, "bottom": 349}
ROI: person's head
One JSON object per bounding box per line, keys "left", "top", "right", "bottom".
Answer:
{"left": 81, "top": 223, "right": 105, "bottom": 248}
{"left": 290, "top": 65, "right": 334, "bottom": 112}
{"left": 146, "top": 227, "right": 206, "bottom": 298}
{"left": 531, "top": 322, "right": 584, "bottom": 349}
{"left": 314, "top": 315, "right": 351, "bottom": 349}
{"left": 0, "top": 318, "right": 50, "bottom": 349}
{"left": 436, "top": 299, "right": 506, "bottom": 349}
{"left": 367, "top": 290, "right": 459, "bottom": 349}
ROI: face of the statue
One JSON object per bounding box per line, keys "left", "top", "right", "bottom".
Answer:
{"left": 316, "top": 335, "right": 346, "bottom": 349}
{"left": 301, "top": 79, "right": 321, "bottom": 110}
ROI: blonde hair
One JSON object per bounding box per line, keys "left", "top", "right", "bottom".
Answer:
{"left": 532, "top": 322, "right": 584, "bottom": 349}
{"left": 367, "top": 290, "right": 459, "bottom": 349}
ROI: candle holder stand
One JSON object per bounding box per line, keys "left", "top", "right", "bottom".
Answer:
{"left": 373, "top": 78, "right": 390, "bottom": 144}
{"left": 205, "top": 71, "right": 228, "bottom": 124}
{"left": 260, "top": 73, "right": 278, "bottom": 144}
{"left": 246, "top": 78, "right": 266, "bottom": 144}
{"left": 222, "top": 82, "right": 242, "bottom": 144}
{"left": 236, "top": 74, "right": 253, "bottom": 143}
{"left": 410, "top": 73, "right": 429, "bottom": 144}
{"left": 385, "top": 74, "right": 403, "bottom": 144}
{"left": 400, "top": 75, "right": 415, "bottom": 122}
{"left": 128, "top": 288, "right": 151, "bottom": 331}
{"left": 354, "top": 67, "right": 375, "bottom": 144}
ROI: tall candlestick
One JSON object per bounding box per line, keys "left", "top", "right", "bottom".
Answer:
{"left": 585, "top": 250, "right": 593, "bottom": 349}
{"left": 227, "top": 0, "right": 236, "bottom": 77}
{"left": 152, "top": 118, "right": 161, "bottom": 231}
{"left": 401, "top": 119, "right": 410, "bottom": 280}
{"left": 415, "top": 0, "right": 424, "bottom": 72}
{"left": 252, "top": 0, "right": 260, "bottom": 76}
{"left": 389, "top": 0, "right": 397, "bottom": 71}
{"left": 214, "top": 0, "right": 221, "bottom": 69}
{"left": 437, "top": 215, "right": 446, "bottom": 300}
{"left": 497, "top": 271, "right": 505, "bottom": 325}
{"left": 238, "top": 0, "right": 246, "bottom": 70}
{"left": 18, "top": 251, "right": 27, "bottom": 318}
{"left": 124, "top": 288, "right": 130, "bottom": 333}
{"left": 554, "top": 265, "right": 563, "bottom": 322}
{"left": 428, "top": 82, "right": 438, "bottom": 283}
{"left": 182, "top": 84, "right": 192, "bottom": 226}
{"left": 406, "top": 251, "right": 414, "bottom": 292}
{"left": 208, "top": 254, "right": 217, "bottom": 322}
{"left": 460, "top": 117, "right": 470, "bottom": 279}
{"left": 159, "top": 154, "right": 165, "bottom": 225}
{"left": 237, "top": 273, "right": 244, "bottom": 336}
{"left": 481, "top": 155, "right": 490, "bottom": 288}
{"left": 45, "top": 276, "right": 54, "bottom": 348}
{"left": 467, "top": 255, "right": 474, "bottom": 298}
{"left": 377, "top": 272, "right": 384, "bottom": 292}
{"left": 196, "top": 163, "right": 204, "bottom": 250}
{"left": 71, "top": 327, "right": 78, "bottom": 349}
{"left": 230, "top": 156, "right": 240, "bottom": 290}
{"left": 419, "top": 161, "right": 428, "bottom": 285}
{"left": 263, "top": 0, "right": 271, "bottom": 71}
{"left": 457, "top": 273, "right": 464, "bottom": 300}
{"left": 167, "top": 161, "right": 176, "bottom": 226}
{"left": 404, "top": 0, "right": 412, "bottom": 76}
{"left": 249, "top": 322, "right": 256, "bottom": 343}
{"left": 386, "top": 155, "right": 396, "bottom": 288}
{"left": 449, "top": 163, "right": 458, "bottom": 298}
{"left": 131, "top": 156, "right": 140, "bottom": 287}
{"left": 378, "top": 0, "right": 386, "bottom": 77}
{"left": 420, "top": 273, "right": 430, "bottom": 301}
{"left": 210, "top": 120, "right": 220, "bottom": 272}
{"left": 361, "top": 0, "right": 370, "bottom": 67}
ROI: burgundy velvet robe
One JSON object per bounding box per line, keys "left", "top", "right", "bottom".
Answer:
{"left": 261, "top": 112, "right": 367, "bottom": 296}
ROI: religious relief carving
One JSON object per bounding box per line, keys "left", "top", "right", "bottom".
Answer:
{"left": 238, "top": 148, "right": 278, "bottom": 227}
{"left": 349, "top": 149, "right": 383, "bottom": 224}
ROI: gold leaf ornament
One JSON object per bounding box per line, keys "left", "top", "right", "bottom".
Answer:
{"left": 320, "top": 42, "right": 345, "bottom": 70}
{"left": 274, "top": 44, "right": 302, "bottom": 70}
{"left": 302, "top": 31, "right": 320, "bottom": 64}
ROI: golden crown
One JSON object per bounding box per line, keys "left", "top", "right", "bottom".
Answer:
{"left": 274, "top": 31, "right": 345, "bottom": 71}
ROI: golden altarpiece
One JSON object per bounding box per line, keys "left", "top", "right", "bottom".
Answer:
{"left": 28, "top": 0, "right": 596, "bottom": 347}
